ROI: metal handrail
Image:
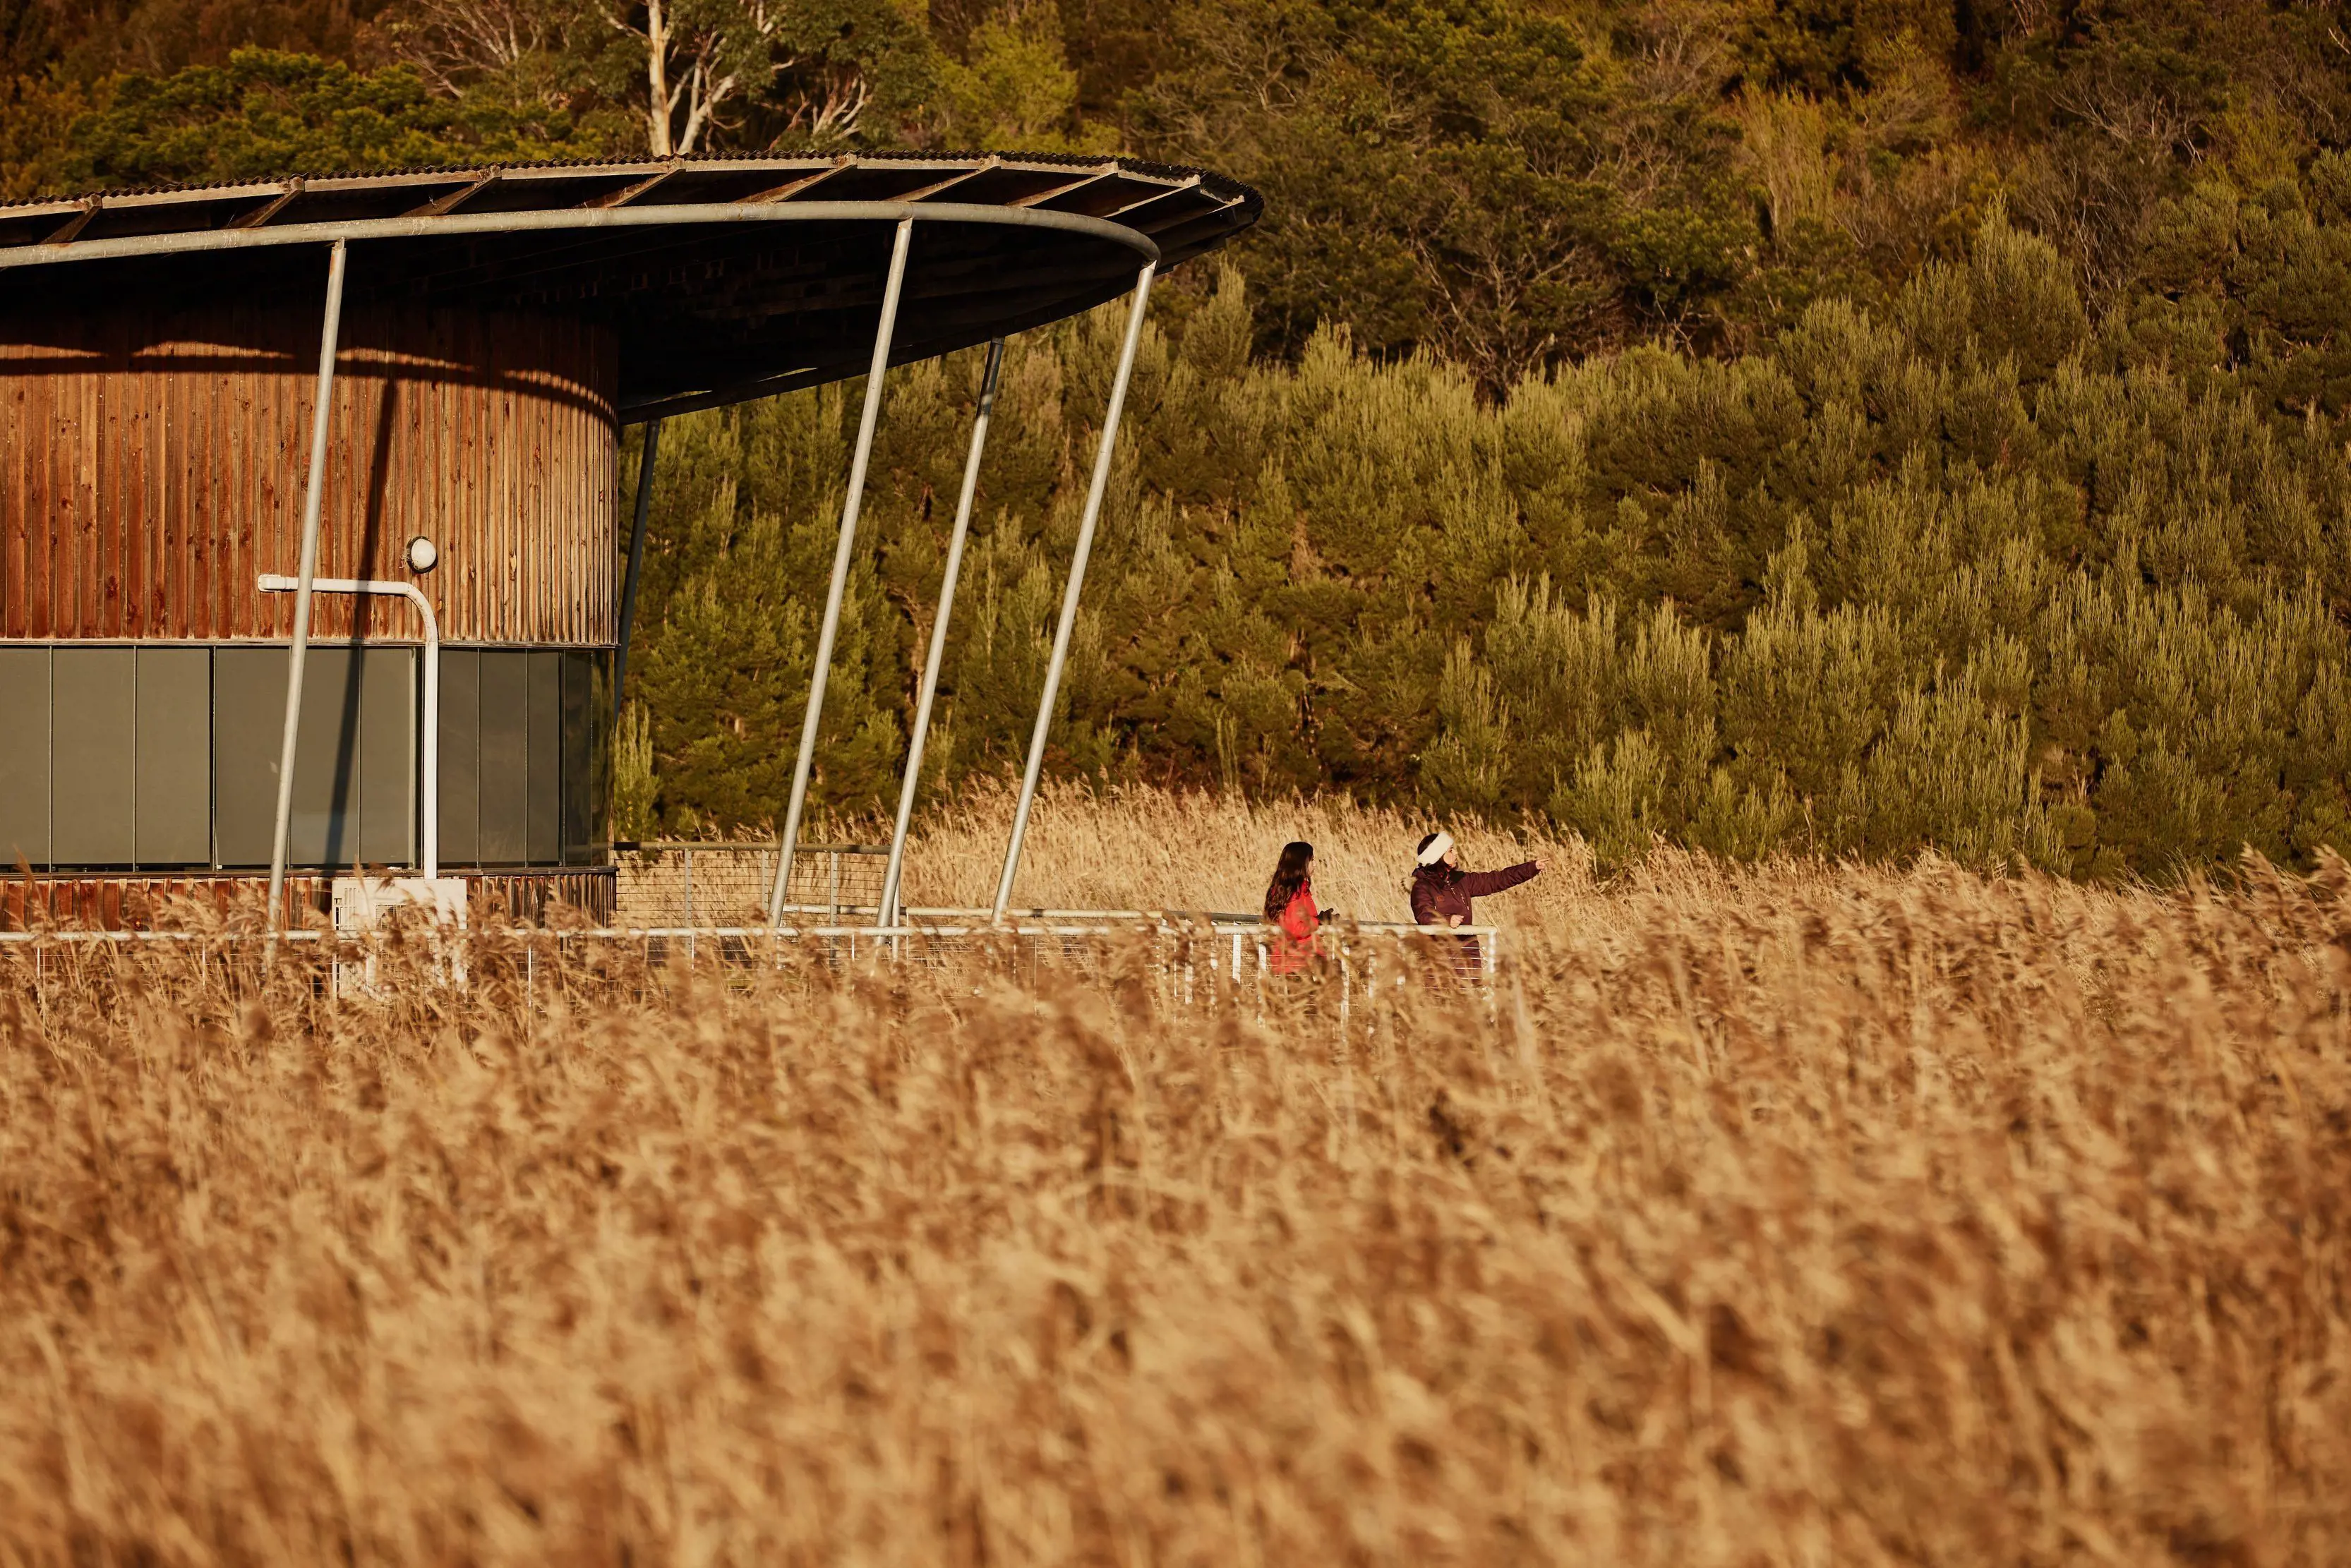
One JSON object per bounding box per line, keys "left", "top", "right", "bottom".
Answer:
{"left": 0, "top": 919, "right": 1498, "bottom": 943}
{"left": 613, "top": 841, "right": 889, "bottom": 853}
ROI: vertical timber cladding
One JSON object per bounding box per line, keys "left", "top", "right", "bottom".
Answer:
{"left": 0, "top": 301, "right": 619, "bottom": 643}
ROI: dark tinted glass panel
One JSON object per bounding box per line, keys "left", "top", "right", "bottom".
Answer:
{"left": 438, "top": 650, "right": 479, "bottom": 865}
{"left": 527, "top": 651, "right": 560, "bottom": 865}
{"left": 215, "top": 646, "right": 412, "bottom": 869}
{"left": 293, "top": 648, "right": 365, "bottom": 869}
{"left": 136, "top": 648, "right": 211, "bottom": 865}
{"left": 477, "top": 652, "right": 528, "bottom": 864}
{"left": 212, "top": 647, "right": 284, "bottom": 867}
{"left": 560, "top": 652, "right": 591, "bottom": 864}
{"left": 359, "top": 649, "right": 415, "bottom": 867}
{"left": 0, "top": 648, "right": 49, "bottom": 867}
{"left": 52, "top": 649, "right": 136, "bottom": 865}
{"left": 587, "top": 653, "right": 611, "bottom": 858}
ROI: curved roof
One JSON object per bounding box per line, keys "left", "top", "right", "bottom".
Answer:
{"left": 0, "top": 153, "right": 1261, "bottom": 421}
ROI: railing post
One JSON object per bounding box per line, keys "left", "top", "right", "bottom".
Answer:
{"left": 879, "top": 337, "right": 1004, "bottom": 927}
{"left": 769, "top": 217, "right": 916, "bottom": 929}
{"left": 265, "top": 238, "right": 350, "bottom": 941}
{"left": 992, "top": 264, "right": 1155, "bottom": 920}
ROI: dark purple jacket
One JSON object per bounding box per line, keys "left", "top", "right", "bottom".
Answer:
{"left": 1411, "top": 860, "right": 1538, "bottom": 970}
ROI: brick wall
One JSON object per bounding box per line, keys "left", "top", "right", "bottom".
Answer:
{"left": 614, "top": 845, "right": 887, "bottom": 928}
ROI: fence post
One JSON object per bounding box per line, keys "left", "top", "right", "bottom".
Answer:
{"left": 1340, "top": 944, "right": 1351, "bottom": 1035}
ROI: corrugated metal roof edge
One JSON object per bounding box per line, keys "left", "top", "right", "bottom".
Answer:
{"left": 0, "top": 149, "right": 1263, "bottom": 219}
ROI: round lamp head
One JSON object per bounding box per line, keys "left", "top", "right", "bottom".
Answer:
{"left": 406, "top": 535, "right": 439, "bottom": 573}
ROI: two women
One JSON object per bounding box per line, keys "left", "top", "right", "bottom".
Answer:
{"left": 1259, "top": 832, "right": 1543, "bottom": 976}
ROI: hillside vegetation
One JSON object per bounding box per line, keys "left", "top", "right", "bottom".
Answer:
{"left": 623, "top": 226, "right": 2351, "bottom": 880}
{"left": 8, "top": 1, "right": 2351, "bottom": 875}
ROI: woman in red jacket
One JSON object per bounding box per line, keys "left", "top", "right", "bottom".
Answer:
{"left": 1409, "top": 831, "right": 1542, "bottom": 974}
{"left": 1264, "top": 840, "right": 1334, "bottom": 976}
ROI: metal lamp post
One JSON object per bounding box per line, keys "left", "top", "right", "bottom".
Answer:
{"left": 255, "top": 574, "right": 443, "bottom": 880}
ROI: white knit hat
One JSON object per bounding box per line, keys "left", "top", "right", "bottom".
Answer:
{"left": 1416, "top": 830, "right": 1455, "bottom": 866}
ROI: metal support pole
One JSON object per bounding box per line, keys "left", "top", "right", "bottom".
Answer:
{"left": 258, "top": 575, "right": 440, "bottom": 878}
{"left": 992, "top": 263, "right": 1155, "bottom": 921}
{"left": 768, "top": 217, "right": 915, "bottom": 929}
{"left": 265, "top": 238, "right": 349, "bottom": 938}
{"left": 879, "top": 337, "right": 1004, "bottom": 927}
{"left": 614, "top": 416, "right": 663, "bottom": 727}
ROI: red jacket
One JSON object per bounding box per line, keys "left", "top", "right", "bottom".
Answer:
{"left": 1270, "top": 886, "right": 1322, "bottom": 975}
{"left": 1410, "top": 860, "right": 1538, "bottom": 971}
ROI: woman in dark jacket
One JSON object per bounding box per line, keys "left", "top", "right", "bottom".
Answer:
{"left": 1409, "top": 831, "right": 1541, "bottom": 973}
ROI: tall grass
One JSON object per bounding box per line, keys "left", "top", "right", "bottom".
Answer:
{"left": 4, "top": 791, "right": 2348, "bottom": 1564}
{"left": 898, "top": 777, "right": 1589, "bottom": 918}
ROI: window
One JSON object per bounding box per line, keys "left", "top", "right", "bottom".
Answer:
{"left": 0, "top": 644, "right": 607, "bottom": 872}
{"left": 0, "top": 646, "right": 210, "bottom": 869}
{"left": 214, "top": 646, "right": 414, "bottom": 869}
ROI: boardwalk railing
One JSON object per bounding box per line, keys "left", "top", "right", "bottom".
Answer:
{"left": 0, "top": 912, "right": 1503, "bottom": 1027}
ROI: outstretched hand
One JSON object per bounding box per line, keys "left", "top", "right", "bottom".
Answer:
{"left": 1318, "top": 908, "right": 1340, "bottom": 925}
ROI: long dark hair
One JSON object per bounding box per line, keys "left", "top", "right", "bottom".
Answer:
{"left": 1264, "top": 840, "right": 1314, "bottom": 922}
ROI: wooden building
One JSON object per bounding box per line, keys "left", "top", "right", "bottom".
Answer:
{"left": 0, "top": 154, "right": 1258, "bottom": 926}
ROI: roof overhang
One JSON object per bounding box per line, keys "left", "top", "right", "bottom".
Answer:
{"left": 0, "top": 153, "right": 1261, "bottom": 422}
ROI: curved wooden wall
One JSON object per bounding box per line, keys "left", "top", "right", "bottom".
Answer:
{"left": 0, "top": 303, "right": 618, "bottom": 644}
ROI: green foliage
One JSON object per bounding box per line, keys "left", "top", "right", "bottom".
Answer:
{"left": 930, "top": 1, "right": 1102, "bottom": 151}
{"left": 1128, "top": 0, "right": 1757, "bottom": 389}
{"left": 618, "top": 215, "right": 2351, "bottom": 878}
{"left": 8, "top": 1, "right": 2351, "bottom": 877}
{"left": 59, "top": 47, "right": 603, "bottom": 186}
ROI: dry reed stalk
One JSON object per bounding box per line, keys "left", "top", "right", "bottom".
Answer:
{"left": 892, "top": 778, "right": 1595, "bottom": 919}
{"left": 1, "top": 795, "right": 2347, "bottom": 1565}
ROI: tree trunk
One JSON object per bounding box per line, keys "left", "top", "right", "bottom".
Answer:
{"left": 644, "top": 0, "right": 674, "bottom": 157}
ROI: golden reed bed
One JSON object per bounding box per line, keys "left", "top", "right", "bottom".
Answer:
{"left": 3, "top": 787, "right": 2348, "bottom": 1564}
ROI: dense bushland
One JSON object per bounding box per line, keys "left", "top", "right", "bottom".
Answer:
{"left": 622, "top": 198, "right": 2351, "bottom": 879}
{"left": 13, "top": 0, "right": 2351, "bottom": 384}
{"left": 11, "top": 0, "right": 2351, "bottom": 876}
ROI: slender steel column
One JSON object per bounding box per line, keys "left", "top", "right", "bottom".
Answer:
{"left": 613, "top": 416, "right": 663, "bottom": 727}
{"left": 879, "top": 337, "right": 1005, "bottom": 928}
{"left": 767, "top": 217, "right": 915, "bottom": 927}
{"left": 992, "top": 263, "right": 1155, "bottom": 921}
{"left": 265, "top": 238, "right": 350, "bottom": 937}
